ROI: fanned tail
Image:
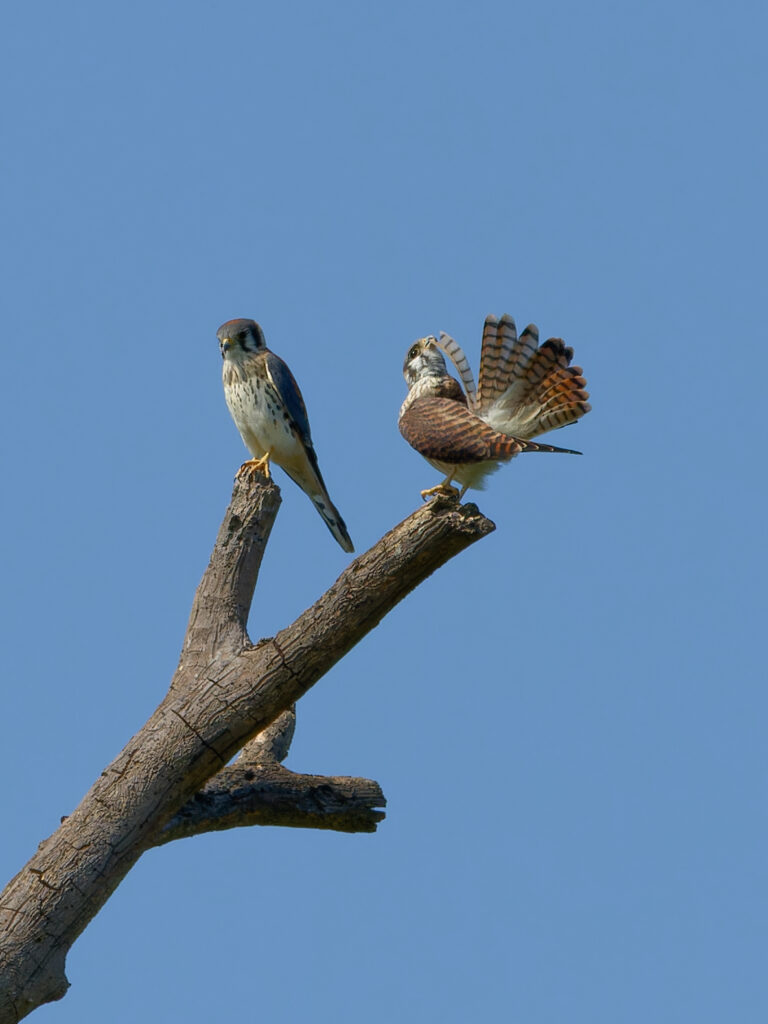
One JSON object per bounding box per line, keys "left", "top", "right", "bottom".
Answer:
{"left": 482, "top": 324, "right": 591, "bottom": 439}
{"left": 436, "top": 312, "right": 590, "bottom": 444}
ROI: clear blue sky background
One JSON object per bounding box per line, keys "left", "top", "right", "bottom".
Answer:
{"left": 1, "top": 2, "right": 766, "bottom": 1021}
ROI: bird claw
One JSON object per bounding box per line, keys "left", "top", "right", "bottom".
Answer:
{"left": 236, "top": 455, "right": 272, "bottom": 482}
{"left": 420, "top": 482, "right": 460, "bottom": 501}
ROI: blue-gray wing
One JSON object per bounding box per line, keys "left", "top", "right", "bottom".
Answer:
{"left": 263, "top": 351, "right": 312, "bottom": 442}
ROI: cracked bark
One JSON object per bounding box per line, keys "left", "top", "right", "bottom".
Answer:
{"left": 0, "top": 476, "right": 494, "bottom": 1023}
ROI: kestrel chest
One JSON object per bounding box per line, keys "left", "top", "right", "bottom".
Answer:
{"left": 223, "top": 370, "right": 297, "bottom": 460}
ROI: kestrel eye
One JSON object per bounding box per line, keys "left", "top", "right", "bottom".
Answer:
{"left": 408, "top": 346, "right": 420, "bottom": 361}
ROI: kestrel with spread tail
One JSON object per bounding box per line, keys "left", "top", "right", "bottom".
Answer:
{"left": 399, "top": 313, "right": 591, "bottom": 498}
{"left": 218, "top": 318, "right": 354, "bottom": 552}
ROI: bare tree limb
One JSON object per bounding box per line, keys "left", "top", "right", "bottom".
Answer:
{"left": 156, "top": 763, "right": 386, "bottom": 841}
{"left": 158, "top": 708, "right": 385, "bottom": 839}
{"left": 0, "top": 476, "right": 494, "bottom": 1023}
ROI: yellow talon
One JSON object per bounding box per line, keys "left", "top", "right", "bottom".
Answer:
{"left": 420, "top": 481, "right": 460, "bottom": 501}
{"left": 237, "top": 452, "right": 272, "bottom": 481}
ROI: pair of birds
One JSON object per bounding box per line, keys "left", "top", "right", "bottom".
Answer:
{"left": 218, "top": 315, "right": 591, "bottom": 554}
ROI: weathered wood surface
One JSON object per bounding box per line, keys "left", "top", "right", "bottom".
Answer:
{"left": 0, "top": 477, "right": 494, "bottom": 1022}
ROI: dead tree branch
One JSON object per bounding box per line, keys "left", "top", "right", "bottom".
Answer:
{"left": 0, "top": 476, "right": 494, "bottom": 1023}
{"left": 158, "top": 709, "right": 386, "bottom": 839}
{"left": 157, "top": 763, "right": 386, "bottom": 840}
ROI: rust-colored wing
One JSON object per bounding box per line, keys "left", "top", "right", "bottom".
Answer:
{"left": 399, "top": 395, "right": 581, "bottom": 464}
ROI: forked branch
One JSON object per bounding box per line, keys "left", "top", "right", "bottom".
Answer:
{"left": 0, "top": 476, "right": 494, "bottom": 1023}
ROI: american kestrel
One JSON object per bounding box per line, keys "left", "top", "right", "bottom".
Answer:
{"left": 399, "top": 313, "right": 591, "bottom": 498}
{"left": 218, "top": 318, "right": 354, "bottom": 553}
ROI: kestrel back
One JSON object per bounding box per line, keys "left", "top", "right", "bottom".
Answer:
{"left": 399, "top": 313, "right": 590, "bottom": 498}
{"left": 218, "top": 318, "right": 354, "bottom": 553}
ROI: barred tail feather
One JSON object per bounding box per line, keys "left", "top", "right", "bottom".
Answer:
{"left": 484, "top": 333, "right": 591, "bottom": 439}
{"left": 437, "top": 331, "right": 477, "bottom": 408}
{"left": 530, "top": 364, "right": 590, "bottom": 434}
{"left": 476, "top": 314, "right": 527, "bottom": 411}
{"left": 432, "top": 313, "right": 591, "bottom": 456}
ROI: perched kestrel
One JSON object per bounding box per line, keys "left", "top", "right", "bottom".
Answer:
{"left": 218, "top": 318, "right": 354, "bottom": 553}
{"left": 399, "top": 313, "right": 591, "bottom": 498}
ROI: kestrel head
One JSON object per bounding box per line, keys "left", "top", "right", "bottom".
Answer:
{"left": 402, "top": 336, "right": 447, "bottom": 388}
{"left": 217, "top": 319, "right": 267, "bottom": 360}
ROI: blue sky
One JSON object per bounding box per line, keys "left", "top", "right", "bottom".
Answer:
{"left": 1, "top": 1, "right": 766, "bottom": 1021}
